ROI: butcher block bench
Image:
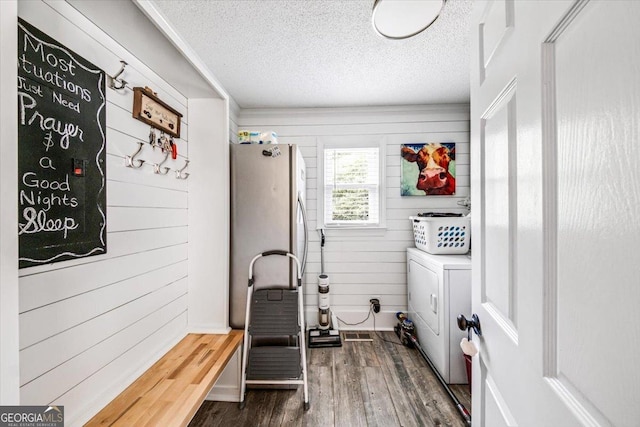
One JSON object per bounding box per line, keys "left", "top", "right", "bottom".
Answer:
{"left": 85, "top": 331, "right": 243, "bottom": 427}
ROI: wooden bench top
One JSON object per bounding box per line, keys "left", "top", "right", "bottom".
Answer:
{"left": 85, "top": 331, "right": 243, "bottom": 427}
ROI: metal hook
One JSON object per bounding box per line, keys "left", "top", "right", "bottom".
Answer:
{"left": 125, "top": 142, "right": 145, "bottom": 168}
{"left": 109, "top": 60, "right": 128, "bottom": 91}
{"left": 153, "top": 151, "right": 171, "bottom": 175}
{"left": 175, "top": 160, "right": 190, "bottom": 180}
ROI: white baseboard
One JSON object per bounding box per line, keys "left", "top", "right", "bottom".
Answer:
{"left": 304, "top": 309, "right": 397, "bottom": 331}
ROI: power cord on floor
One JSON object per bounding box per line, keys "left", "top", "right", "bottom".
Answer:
{"left": 336, "top": 303, "right": 405, "bottom": 346}
{"left": 372, "top": 307, "right": 405, "bottom": 347}
{"left": 335, "top": 306, "right": 373, "bottom": 326}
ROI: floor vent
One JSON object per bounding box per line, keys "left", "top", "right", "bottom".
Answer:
{"left": 343, "top": 332, "right": 373, "bottom": 342}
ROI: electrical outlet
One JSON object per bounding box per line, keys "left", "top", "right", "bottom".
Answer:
{"left": 370, "top": 298, "right": 381, "bottom": 313}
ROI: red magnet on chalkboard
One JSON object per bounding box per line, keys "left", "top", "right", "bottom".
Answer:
{"left": 72, "top": 159, "right": 87, "bottom": 177}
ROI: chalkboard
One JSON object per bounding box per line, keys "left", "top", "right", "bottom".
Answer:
{"left": 17, "top": 19, "right": 107, "bottom": 268}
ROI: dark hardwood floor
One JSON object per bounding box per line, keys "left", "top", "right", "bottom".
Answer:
{"left": 190, "top": 331, "right": 471, "bottom": 427}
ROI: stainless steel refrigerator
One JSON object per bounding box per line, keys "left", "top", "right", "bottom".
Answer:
{"left": 230, "top": 144, "right": 308, "bottom": 328}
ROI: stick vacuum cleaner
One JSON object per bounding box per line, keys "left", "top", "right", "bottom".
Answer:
{"left": 395, "top": 312, "right": 471, "bottom": 426}
{"left": 308, "top": 229, "right": 342, "bottom": 348}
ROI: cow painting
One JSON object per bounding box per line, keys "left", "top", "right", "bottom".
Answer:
{"left": 400, "top": 143, "right": 456, "bottom": 196}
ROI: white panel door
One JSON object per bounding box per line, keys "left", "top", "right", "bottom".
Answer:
{"left": 470, "top": 1, "right": 640, "bottom": 426}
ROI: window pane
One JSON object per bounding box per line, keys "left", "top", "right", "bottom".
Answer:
{"left": 331, "top": 189, "right": 369, "bottom": 221}
{"left": 334, "top": 153, "right": 367, "bottom": 184}
{"left": 325, "top": 148, "right": 378, "bottom": 184}
{"left": 323, "top": 146, "right": 380, "bottom": 226}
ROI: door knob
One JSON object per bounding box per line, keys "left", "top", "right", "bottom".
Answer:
{"left": 457, "top": 313, "right": 482, "bottom": 336}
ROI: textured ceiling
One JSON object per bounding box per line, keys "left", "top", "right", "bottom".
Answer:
{"left": 150, "top": 0, "right": 472, "bottom": 109}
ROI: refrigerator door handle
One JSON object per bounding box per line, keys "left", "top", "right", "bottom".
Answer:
{"left": 298, "top": 193, "right": 309, "bottom": 276}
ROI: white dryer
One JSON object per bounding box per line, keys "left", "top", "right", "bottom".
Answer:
{"left": 406, "top": 247, "right": 471, "bottom": 384}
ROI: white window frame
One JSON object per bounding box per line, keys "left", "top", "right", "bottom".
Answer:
{"left": 317, "top": 136, "right": 386, "bottom": 229}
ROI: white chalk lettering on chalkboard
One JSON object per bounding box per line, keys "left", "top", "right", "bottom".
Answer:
{"left": 20, "top": 189, "right": 78, "bottom": 212}
{"left": 18, "top": 92, "right": 84, "bottom": 149}
{"left": 39, "top": 156, "right": 56, "bottom": 170}
{"left": 22, "top": 172, "right": 70, "bottom": 191}
{"left": 17, "top": 76, "right": 43, "bottom": 98}
{"left": 52, "top": 91, "right": 80, "bottom": 114}
{"left": 18, "top": 53, "right": 91, "bottom": 102}
{"left": 18, "top": 19, "right": 107, "bottom": 267}
{"left": 22, "top": 33, "right": 77, "bottom": 75}
{"left": 42, "top": 132, "right": 54, "bottom": 152}
{"left": 19, "top": 207, "right": 79, "bottom": 239}
{"left": 20, "top": 172, "right": 78, "bottom": 212}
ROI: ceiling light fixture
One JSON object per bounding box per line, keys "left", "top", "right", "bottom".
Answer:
{"left": 372, "top": 0, "right": 445, "bottom": 40}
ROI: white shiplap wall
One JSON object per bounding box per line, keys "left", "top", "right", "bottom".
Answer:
{"left": 17, "top": 2, "right": 191, "bottom": 424}
{"left": 238, "top": 105, "right": 470, "bottom": 329}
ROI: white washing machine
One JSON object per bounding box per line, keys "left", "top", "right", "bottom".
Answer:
{"left": 406, "top": 247, "right": 471, "bottom": 384}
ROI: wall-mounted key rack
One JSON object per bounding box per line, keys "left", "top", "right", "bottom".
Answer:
{"left": 124, "top": 128, "right": 190, "bottom": 180}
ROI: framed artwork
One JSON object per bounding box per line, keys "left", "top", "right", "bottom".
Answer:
{"left": 401, "top": 142, "right": 456, "bottom": 196}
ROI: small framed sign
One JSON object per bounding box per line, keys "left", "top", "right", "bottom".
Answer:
{"left": 132, "top": 87, "right": 182, "bottom": 138}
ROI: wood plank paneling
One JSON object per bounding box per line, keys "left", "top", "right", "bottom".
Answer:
{"left": 108, "top": 181, "right": 188, "bottom": 209}
{"left": 20, "top": 262, "right": 188, "bottom": 351}
{"left": 59, "top": 313, "right": 188, "bottom": 426}
{"left": 108, "top": 206, "right": 188, "bottom": 232}
{"left": 17, "top": 1, "right": 188, "bottom": 117}
{"left": 17, "top": 2, "right": 193, "bottom": 424}
{"left": 305, "top": 294, "right": 407, "bottom": 308}
{"left": 231, "top": 120, "right": 468, "bottom": 137}
{"left": 20, "top": 262, "right": 188, "bottom": 384}
{"left": 239, "top": 105, "right": 470, "bottom": 126}
{"left": 20, "top": 244, "right": 187, "bottom": 312}
{"left": 237, "top": 105, "right": 470, "bottom": 330}
{"left": 22, "top": 292, "right": 188, "bottom": 404}
{"left": 106, "top": 152, "right": 189, "bottom": 192}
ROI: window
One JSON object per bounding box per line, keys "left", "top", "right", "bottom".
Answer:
{"left": 318, "top": 140, "right": 385, "bottom": 228}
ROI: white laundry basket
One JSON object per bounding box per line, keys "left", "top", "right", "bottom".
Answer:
{"left": 410, "top": 216, "right": 470, "bottom": 255}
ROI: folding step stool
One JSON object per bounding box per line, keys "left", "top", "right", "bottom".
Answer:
{"left": 239, "top": 250, "right": 309, "bottom": 411}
